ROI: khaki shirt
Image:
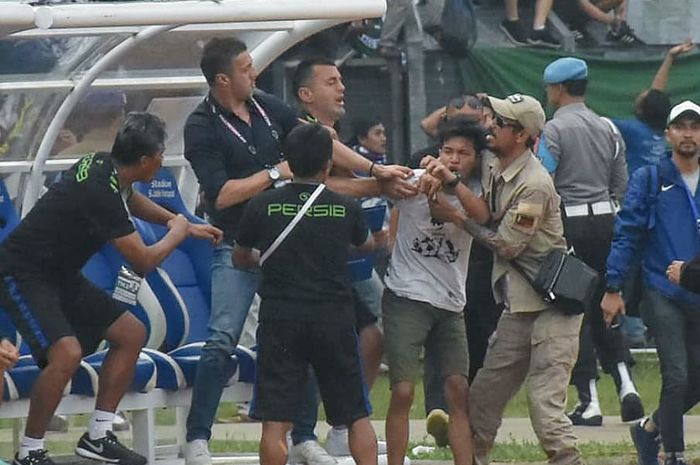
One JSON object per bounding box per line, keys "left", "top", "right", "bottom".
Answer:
{"left": 483, "top": 150, "right": 567, "bottom": 313}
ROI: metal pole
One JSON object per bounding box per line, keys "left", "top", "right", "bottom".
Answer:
{"left": 33, "top": 0, "right": 386, "bottom": 30}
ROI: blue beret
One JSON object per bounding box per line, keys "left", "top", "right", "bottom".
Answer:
{"left": 543, "top": 57, "right": 588, "bottom": 84}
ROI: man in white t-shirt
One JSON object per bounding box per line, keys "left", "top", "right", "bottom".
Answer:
{"left": 383, "top": 119, "right": 487, "bottom": 465}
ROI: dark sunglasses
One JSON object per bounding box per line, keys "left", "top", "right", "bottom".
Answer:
{"left": 495, "top": 114, "right": 523, "bottom": 130}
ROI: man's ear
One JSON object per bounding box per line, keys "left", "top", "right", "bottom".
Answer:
{"left": 297, "top": 86, "right": 313, "bottom": 104}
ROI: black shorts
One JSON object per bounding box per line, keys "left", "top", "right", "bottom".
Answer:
{"left": 251, "top": 317, "right": 371, "bottom": 426}
{"left": 0, "top": 270, "right": 126, "bottom": 368}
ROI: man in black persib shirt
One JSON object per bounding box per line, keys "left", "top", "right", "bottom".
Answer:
{"left": 233, "top": 124, "right": 379, "bottom": 465}
{"left": 0, "top": 113, "right": 222, "bottom": 465}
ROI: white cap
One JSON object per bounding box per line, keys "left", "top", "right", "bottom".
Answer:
{"left": 668, "top": 100, "right": 700, "bottom": 125}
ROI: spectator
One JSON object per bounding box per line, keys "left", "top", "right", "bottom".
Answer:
{"left": 602, "top": 100, "right": 700, "bottom": 465}
{"left": 412, "top": 111, "right": 503, "bottom": 448}
{"left": 383, "top": 118, "right": 487, "bottom": 465}
{"left": 538, "top": 57, "right": 644, "bottom": 427}
{"left": 378, "top": 0, "right": 444, "bottom": 57}
{"left": 57, "top": 91, "right": 126, "bottom": 157}
{"left": 500, "top": 0, "right": 560, "bottom": 48}
{"left": 420, "top": 95, "right": 484, "bottom": 140}
{"left": 0, "top": 112, "right": 222, "bottom": 465}
{"left": 574, "top": 0, "right": 643, "bottom": 45}
{"left": 350, "top": 116, "right": 388, "bottom": 167}
{"left": 233, "top": 124, "right": 379, "bottom": 465}
{"left": 411, "top": 95, "right": 485, "bottom": 168}
{"left": 612, "top": 41, "right": 694, "bottom": 348}
{"left": 440, "top": 93, "right": 585, "bottom": 465}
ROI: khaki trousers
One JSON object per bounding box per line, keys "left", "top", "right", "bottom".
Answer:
{"left": 469, "top": 308, "right": 585, "bottom": 465}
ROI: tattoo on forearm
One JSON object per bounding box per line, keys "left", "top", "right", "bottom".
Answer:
{"left": 461, "top": 217, "right": 521, "bottom": 260}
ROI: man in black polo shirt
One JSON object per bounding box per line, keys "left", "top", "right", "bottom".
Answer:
{"left": 0, "top": 112, "right": 222, "bottom": 465}
{"left": 183, "top": 38, "right": 413, "bottom": 465}
{"left": 233, "top": 123, "right": 378, "bottom": 465}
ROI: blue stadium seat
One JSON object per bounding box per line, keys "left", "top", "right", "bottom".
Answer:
{"left": 0, "top": 176, "right": 19, "bottom": 243}
{"left": 133, "top": 169, "right": 213, "bottom": 343}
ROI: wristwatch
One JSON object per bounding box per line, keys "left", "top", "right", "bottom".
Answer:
{"left": 444, "top": 171, "right": 461, "bottom": 189}
{"left": 267, "top": 166, "right": 281, "bottom": 182}
{"left": 605, "top": 285, "right": 621, "bottom": 294}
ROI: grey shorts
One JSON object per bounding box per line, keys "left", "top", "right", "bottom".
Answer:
{"left": 382, "top": 289, "right": 469, "bottom": 385}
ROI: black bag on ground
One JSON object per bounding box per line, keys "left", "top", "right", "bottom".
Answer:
{"left": 531, "top": 249, "right": 599, "bottom": 315}
{"left": 439, "top": 0, "right": 477, "bottom": 57}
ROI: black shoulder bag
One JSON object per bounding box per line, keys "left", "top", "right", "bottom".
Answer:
{"left": 510, "top": 249, "right": 599, "bottom": 315}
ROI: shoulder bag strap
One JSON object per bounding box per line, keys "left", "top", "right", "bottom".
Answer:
{"left": 259, "top": 183, "right": 326, "bottom": 266}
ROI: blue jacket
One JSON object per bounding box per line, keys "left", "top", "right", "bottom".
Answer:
{"left": 606, "top": 156, "right": 700, "bottom": 306}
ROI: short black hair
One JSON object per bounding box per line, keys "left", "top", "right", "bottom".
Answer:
{"left": 200, "top": 37, "right": 247, "bottom": 86}
{"left": 638, "top": 89, "right": 671, "bottom": 132}
{"left": 110, "top": 112, "right": 166, "bottom": 165}
{"left": 438, "top": 116, "right": 488, "bottom": 153}
{"left": 292, "top": 57, "right": 336, "bottom": 98}
{"left": 284, "top": 124, "right": 333, "bottom": 178}
{"left": 352, "top": 116, "right": 383, "bottom": 140}
{"left": 561, "top": 79, "right": 588, "bottom": 96}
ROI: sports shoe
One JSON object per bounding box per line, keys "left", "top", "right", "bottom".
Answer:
{"left": 12, "top": 450, "right": 56, "bottom": 465}
{"left": 527, "top": 28, "right": 561, "bottom": 49}
{"left": 500, "top": 20, "right": 528, "bottom": 46}
{"left": 184, "top": 439, "right": 212, "bottom": 465}
{"left": 426, "top": 409, "right": 449, "bottom": 447}
{"left": 664, "top": 455, "right": 687, "bottom": 465}
{"left": 621, "top": 392, "right": 645, "bottom": 422}
{"left": 608, "top": 21, "right": 645, "bottom": 45}
{"left": 567, "top": 403, "right": 603, "bottom": 426}
{"left": 289, "top": 440, "right": 337, "bottom": 465}
{"left": 325, "top": 428, "right": 387, "bottom": 457}
{"left": 75, "top": 431, "right": 147, "bottom": 465}
{"left": 630, "top": 419, "right": 660, "bottom": 465}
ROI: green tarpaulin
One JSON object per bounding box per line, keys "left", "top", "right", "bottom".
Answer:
{"left": 457, "top": 48, "right": 700, "bottom": 118}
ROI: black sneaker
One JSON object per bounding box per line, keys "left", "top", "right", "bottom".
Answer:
{"left": 665, "top": 455, "right": 687, "bottom": 465}
{"left": 567, "top": 403, "right": 603, "bottom": 426}
{"left": 13, "top": 450, "right": 56, "bottom": 465}
{"left": 75, "top": 431, "right": 147, "bottom": 465}
{"left": 621, "top": 392, "right": 645, "bottom": 422}
{"left": 500, "top": 19, "right": 528, "bottom": 46}
{"left": 608, "top": 21, "right": 645, "bottom": 46}
{"left": 528, "top": 28, "right": 561, "bottom": 49}
{"left": 630, "top": 420, "right": 660, "bottom": 465}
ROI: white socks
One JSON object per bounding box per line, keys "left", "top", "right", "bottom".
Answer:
{"left": 617, "top": 362, "right": 638, "bottom": 400}
{"left": 88, "top": 409, "right": 115, "bottom": 440}
{"left": 18, "top": 436, "right": 44, "bottom": 459}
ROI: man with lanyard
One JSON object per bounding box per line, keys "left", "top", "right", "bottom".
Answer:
{"left": 0, "top": 112, "right": 222, "bottom": 465}
{"left": 183, "top": 39, "right": 413, "bottom": 465}
{"left": 603, "top": 101, "right": 700, "bottom": 465}
{"left": 233, "top": 123, "right": 378, "bottom": 465}
{"left": 432, "top": 94, "right": 585, "bottom": 465}
{"left": 538, "top": 57, "right": 644, "bottom": 427}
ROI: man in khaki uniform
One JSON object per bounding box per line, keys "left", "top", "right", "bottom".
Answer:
{"left": 429, "top": 93, "right": 585, "bottom": 465}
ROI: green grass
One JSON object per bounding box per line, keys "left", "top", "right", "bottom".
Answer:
{"left": 364, "top": 357, "right": 700, "bottom": 420}
{"left": 1, "top": 357, "right": 699, "bottom": 463}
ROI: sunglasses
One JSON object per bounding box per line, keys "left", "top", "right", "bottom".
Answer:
{"left": 495, "top": 114, "right": 523, "bottom": 130}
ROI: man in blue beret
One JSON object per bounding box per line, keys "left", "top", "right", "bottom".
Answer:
{"left": 538, "top": 57, "right": 645, "bottom": 428}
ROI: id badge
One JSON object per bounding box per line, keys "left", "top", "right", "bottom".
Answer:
{"left": 112, "top": 266, "right": 142, "bottom": 306}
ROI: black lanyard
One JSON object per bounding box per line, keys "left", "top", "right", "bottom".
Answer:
{"left": 209, "top": 96, "right": 279, "bottom": 156}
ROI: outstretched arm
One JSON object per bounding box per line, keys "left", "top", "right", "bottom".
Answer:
{"left": 651, "top": 41, "right": 695, "bottom": 91}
